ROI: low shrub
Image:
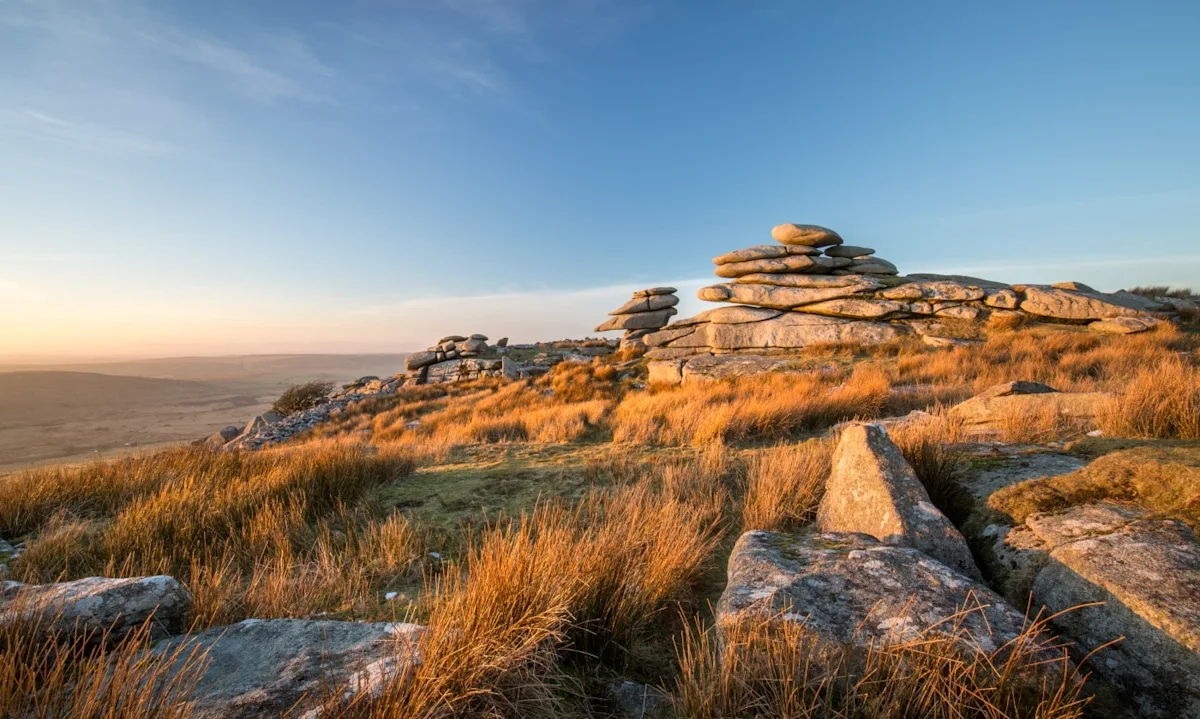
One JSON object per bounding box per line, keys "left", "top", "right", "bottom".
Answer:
{"left": 272, "top": 380, "right": 335, "bottom": 416}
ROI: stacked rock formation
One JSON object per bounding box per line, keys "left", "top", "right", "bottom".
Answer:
{"left": 644, "top": 223, "right": 1181, "bottom": 384}
{"left": 594, "top": 287, "right": 679, "bottom": 347}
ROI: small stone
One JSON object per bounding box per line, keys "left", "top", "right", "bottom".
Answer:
{"left": 438, "top": 335, "right": 467, "bottom": 343}
{"left": 469, "top": 333, "right": 488, "bottom": 341}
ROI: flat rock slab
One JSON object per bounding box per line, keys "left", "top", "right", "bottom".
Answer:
{"left": 152, "top": 618, "right": 424, "bottom": 719}
{"left": 1, "top": 575, "right": 192, "bottom": 644}
{"left": 1018, "top": 286, "right": 1155, "bottom": 321}
{"left": 681, "top": 355, "right": 794, "bottom": 383}
{"left": 797, "top": 298, "right": 907, "bottom": 319}
{"left": 608, "top": 293, "right": 679, "bottom": 315}
{"left": 880, "top": 281, "right": 986, "bottom": 302}
{"left": 697, "top": 280, "right": 880, "bottom": 310}
{"left": 713, "top": 245, "right": 820, "bottom": 264}
{"left": 713, "top": 255, "right": 825, "bottom": 278}
{"left": 718, "top": 530, "right": 1033, "bottom": 655}
{"left": 961, "top": 451, "right": 1087, "bottom": 503}
{"left": 1089, "top": 316, "right": 1160, "bottom": 334}
{"left": 1032, "top": 514, "right": 1200, "bottom": 718}
{"left": 595, "top": 307, "right": 677, "bottom": 332}
{"left": 823, "top": 245, "right": 875, "bottom": 258}
{"left": 906, "top": 273, "right": 1011, "bottom": 290}
{"left": 633, "top": 287, "right": 676, "bottom": 297}
{"left": 731, "top": 273, "right": 884, "bottom": 289}
{"left": 817, "top": 424, "right": 980, "bottom": 578}
{"left": 696, "top": 313, "right": 908, "bottom": 351}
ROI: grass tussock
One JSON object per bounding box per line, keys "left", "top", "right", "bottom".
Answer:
{"left": 1099, "top": 358, "right": 1200, "bottom": 440}
{"left": 672, "top": 610, "right": 1088, "bottom": 719}
{"left": 0, "top": 596, "right": 206, "bottom": 719}
{"left": 741, "top": 440, "right": 832, "bottom": 533}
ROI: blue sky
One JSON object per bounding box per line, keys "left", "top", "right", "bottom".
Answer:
{"left": 2, "top": 0, "right": 1198, "bottom": 357}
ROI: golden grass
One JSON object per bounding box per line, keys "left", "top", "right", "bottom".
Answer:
{"left": 612, "top": 366, "right": 891, "bottom": 446}
{"left": 322, "top": 481, "right": 722, "bottom": 718}
{"left": 672, "top": 609, "right": 1088, "bottom": 719}
{"left": 741, "top": 439, "right": 832, "bottom": 533}
{"left": 888, "top": 413, "right": 974, "bottom": 524}
{"left": 5, "top": 443, "right": 421, "bottom": 628}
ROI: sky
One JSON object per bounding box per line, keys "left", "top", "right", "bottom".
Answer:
{"left": 2, "top": 0, "right": 1199, "bottom": 359}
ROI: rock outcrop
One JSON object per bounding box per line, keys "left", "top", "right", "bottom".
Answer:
{"left": 152, "top": 619, "right": 424, "bottom": 719}
{"left": 641, "top": 223, "right": 1177, "bottom": 384}
{"left": 1, "top": 575, "right": 192, "bottom": 644}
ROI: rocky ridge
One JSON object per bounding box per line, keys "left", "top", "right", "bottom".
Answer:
{"left": 643, "top": 223, "right": 1191, "bottom": 384}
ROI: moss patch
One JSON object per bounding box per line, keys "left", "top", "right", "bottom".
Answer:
{"left": 988, "top": 442, "right": 1200, "bottom": 530}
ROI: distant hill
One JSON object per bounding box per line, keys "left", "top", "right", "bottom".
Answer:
{"left": 0, "top": 354, "right": 410, "bottom": 473}
{"left": 0, "top": 354, "right": 411, "bottom": 384}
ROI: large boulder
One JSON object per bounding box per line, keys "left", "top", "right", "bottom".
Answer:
{"left": 1025, "top": 509, "right": 1200, "bottom": 718}
{"left": 697, "top": 279, "right": 882, "bottom": 309}
{"left": 1, "top": 575, "right": 192, "bottom": 643}
{"left": 770, "top": 223, "right": 843, "bottom": 247}
{"left": 151, "top": 619, "right": 424, "bottom": 719}
{"left": 405, "top": 351, "right": 439, "bottom": 370}
{"left": 817, "top": 424, "right": 980, "bottom": 578}
{"left": 949, "top": 391, "right": 1114, "bottom": 435}
{"left": 201, "top": 425, "right": 241, "bottom": 448}
{"left": 718, "top": 530, "right": 1035, "bottom": 655}
{"left": 1018, "top": 286, "right": 1157, "bottom": 321}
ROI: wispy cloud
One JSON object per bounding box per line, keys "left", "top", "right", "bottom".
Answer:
{"left": 0, "top": 107, "right": 177, "bottom": 156}
{"left": 142, "top": 29, "right": 337, "bottom": 105}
